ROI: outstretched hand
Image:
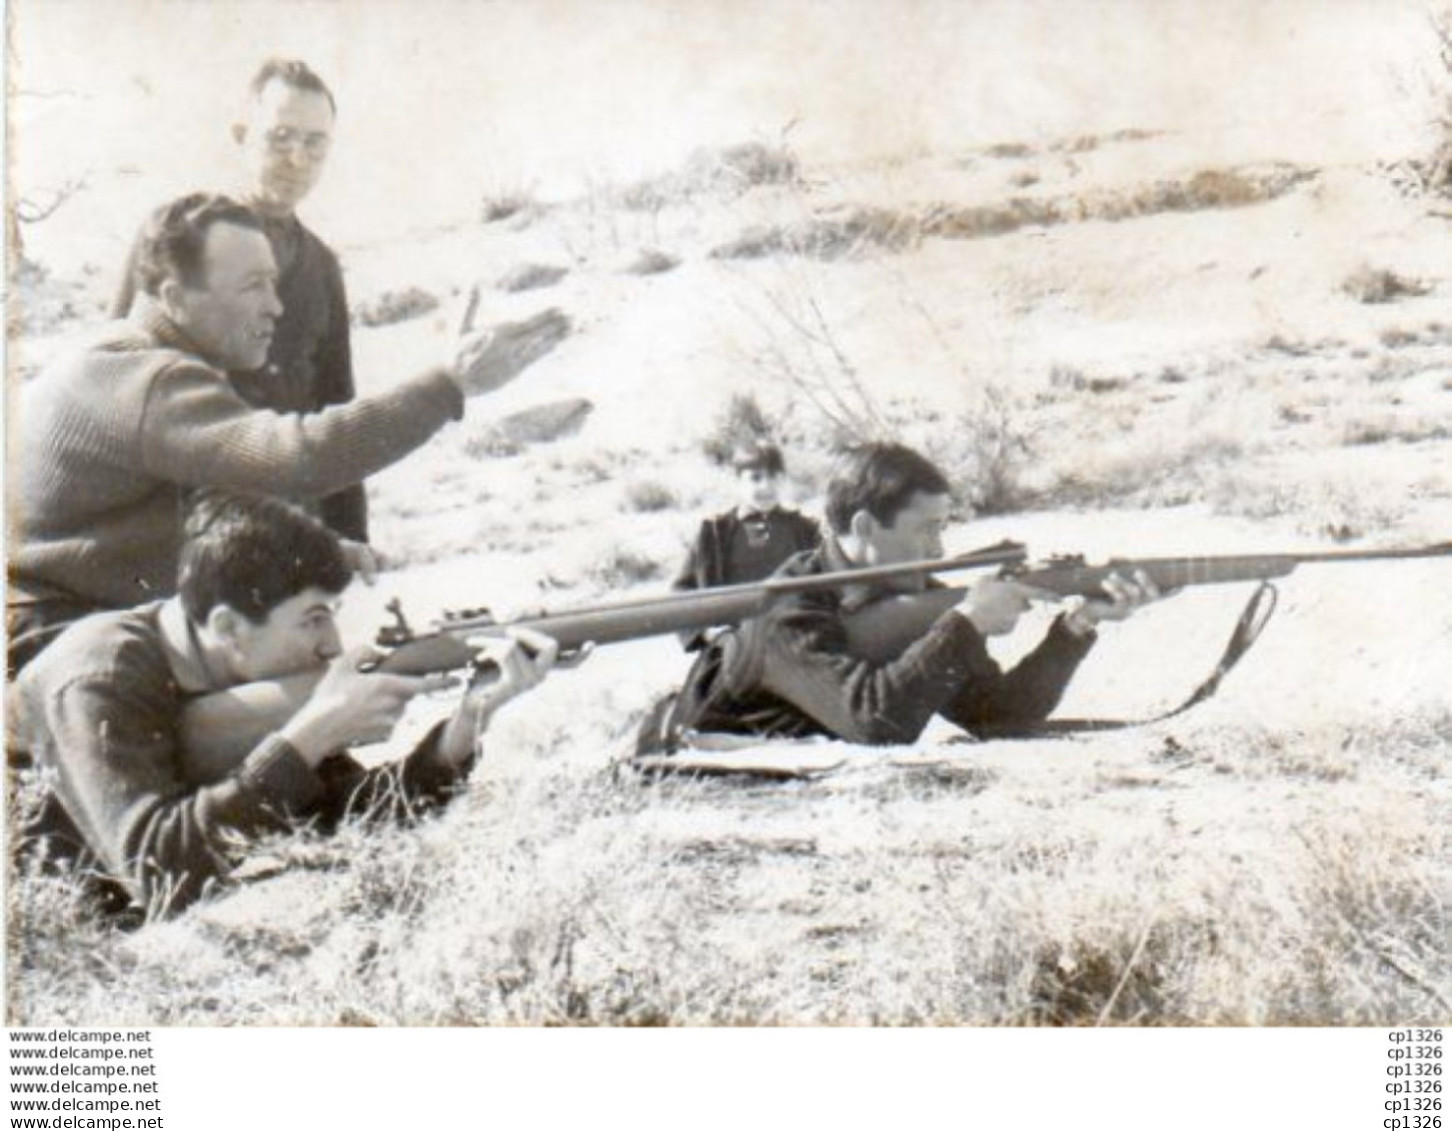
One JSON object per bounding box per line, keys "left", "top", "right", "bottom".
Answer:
{"left": 450, "top": 302, "right": 570, "bottom": 397}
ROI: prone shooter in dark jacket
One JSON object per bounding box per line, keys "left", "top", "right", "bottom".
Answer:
{"left": 643, "top": 443, "right": 1160, "bottom": 751}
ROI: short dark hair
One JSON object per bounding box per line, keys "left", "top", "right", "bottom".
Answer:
{"left": 133, "top": 192, "right": 261, "bottom": 296}
{"left": 730, "top": 441, "right": 785, "bottom": 477}
{"left": 823, "top": 442, "right": 952, "bottom": 535}
{"left": 248, "top": 58, "right": 337, "bottom": 114}
{"left": 179, "top": 493, "right": 351, "bottom": 625}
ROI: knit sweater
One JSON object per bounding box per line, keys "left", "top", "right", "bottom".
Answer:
{"left": 9, "top": 600, "right": 473, "bottom": 916}
{"left": 8, "top": 303, "right": 462, "bottom": 609}
{"left": 112, "top": 212, "right": 368, "bottom": 540}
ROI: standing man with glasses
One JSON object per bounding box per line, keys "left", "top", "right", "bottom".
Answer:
{"left": 112, "top": 59, "right": 375, "bottom": 570}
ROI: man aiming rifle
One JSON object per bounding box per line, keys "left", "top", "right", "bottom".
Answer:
{"left": 637, "top": 442, "right": 1161, "bottom": 752}
{"left": 8, "top": 493, "right": 558, "bottom": 919}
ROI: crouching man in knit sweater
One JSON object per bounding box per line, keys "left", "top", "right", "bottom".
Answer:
{"left": 8, "top": 492, "right": 558, "bottom": 919}
{"left": 6, "top": 191, "right": 567, "bottom": 673}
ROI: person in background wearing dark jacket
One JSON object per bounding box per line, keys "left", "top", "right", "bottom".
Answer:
{"left": 641, "top": 442, "right": 1158, "bottom": 751}
{"left": 113, "top": 60, "right": 371, "bottom": 566}
{"left": 9, "top": 492, "right": 558, "bottom": 919}
{"left": 671, "top": 441, "right": 821, "bottom": 651}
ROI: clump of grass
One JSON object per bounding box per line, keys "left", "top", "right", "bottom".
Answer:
{"left": 462, "top": 430, "right": 524, "bottom": 460}
{"left": 710, "top": 206, "right": 918, "bottom": 262}
{"left": 924, "top": 163, "right": 1314, "bottom": 241}
{"left": 623, "top": 480, "right": 678, "bottom": 513}
{"left": 480, "top": 185, "right": 540, "bottom": 224}
{"left": 624, "top": 248, "right": 679, "bottom": 276}
{"left": 1341, "top": 416, "right": 1451, "bottom": 446}
{"left": 587, "top": 546, "right": 663, "bottom": 588}
{"left": 496, "top": 263, "right": 569, "bottom": 293}
{"left": 983, "top": 142, "right": 1035, "bottom": 159}
{"left": 1049, "top": 365, "right": 1130, "bottom": 394}
{"left": 352, "top": 286, "right": 440, "bottom": 328}
{"left": 1378, "top": 326, "right": 1422, "bottom": 349}
{"left": 685, "top": 140, "right": 801, "bottom": 192}
{"left": 606, "top": 140, "right": 802, "bottom": 213}
{"left": 1342, "top": 265, "right": 1432, "bottom": 304}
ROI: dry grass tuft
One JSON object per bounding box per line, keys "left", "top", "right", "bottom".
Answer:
{"left": 352, "top": 286, "right": 440, "bottom": 327}
{"left": 1342, "top": 265, "right": 1433, "bottom": 304}
{"left": 496, "top": 263, "right": 569, "bottom": 293}
{"left": 925, "top": 164, "right": 1314, "bottom": 240}
{"left": 622, "top": 480, "right": 678, "bottom": 513}
{"left": 711, "top": 206, "right": 918, "bottom": 261}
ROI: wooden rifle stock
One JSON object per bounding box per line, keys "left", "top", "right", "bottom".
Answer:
{"left": 844, "top": 541, "right": 1452, "bottom": 664}
{"left": 177, "top": 541, "right": 1028, "bottom": 782}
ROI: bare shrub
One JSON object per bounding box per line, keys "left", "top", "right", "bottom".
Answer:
{"left": 732, "top": 270, "right": 893, "bottom": 446}
{"left": 920, "top": 389, "right": 1034, "bottom": 517}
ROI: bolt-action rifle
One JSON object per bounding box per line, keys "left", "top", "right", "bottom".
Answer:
{"left": 176, "top": 541, "right": 1028, "bottom": 782}
{"left": 845, "top": 541, "right": 1452, "bottom": 663}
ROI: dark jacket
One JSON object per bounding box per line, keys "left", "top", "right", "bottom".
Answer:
{"left": 653, "top": 538, "right": 1095, "bottom": 748}
{"left": 671, "top": 507, "right": 822, "bottom": 650}
{"left": 9, "top": 602, "right": 473, "bottom": 917}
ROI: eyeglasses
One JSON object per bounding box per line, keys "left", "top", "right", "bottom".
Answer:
{"left": 265, "top": 126, "right": 332, "bottom": 159}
